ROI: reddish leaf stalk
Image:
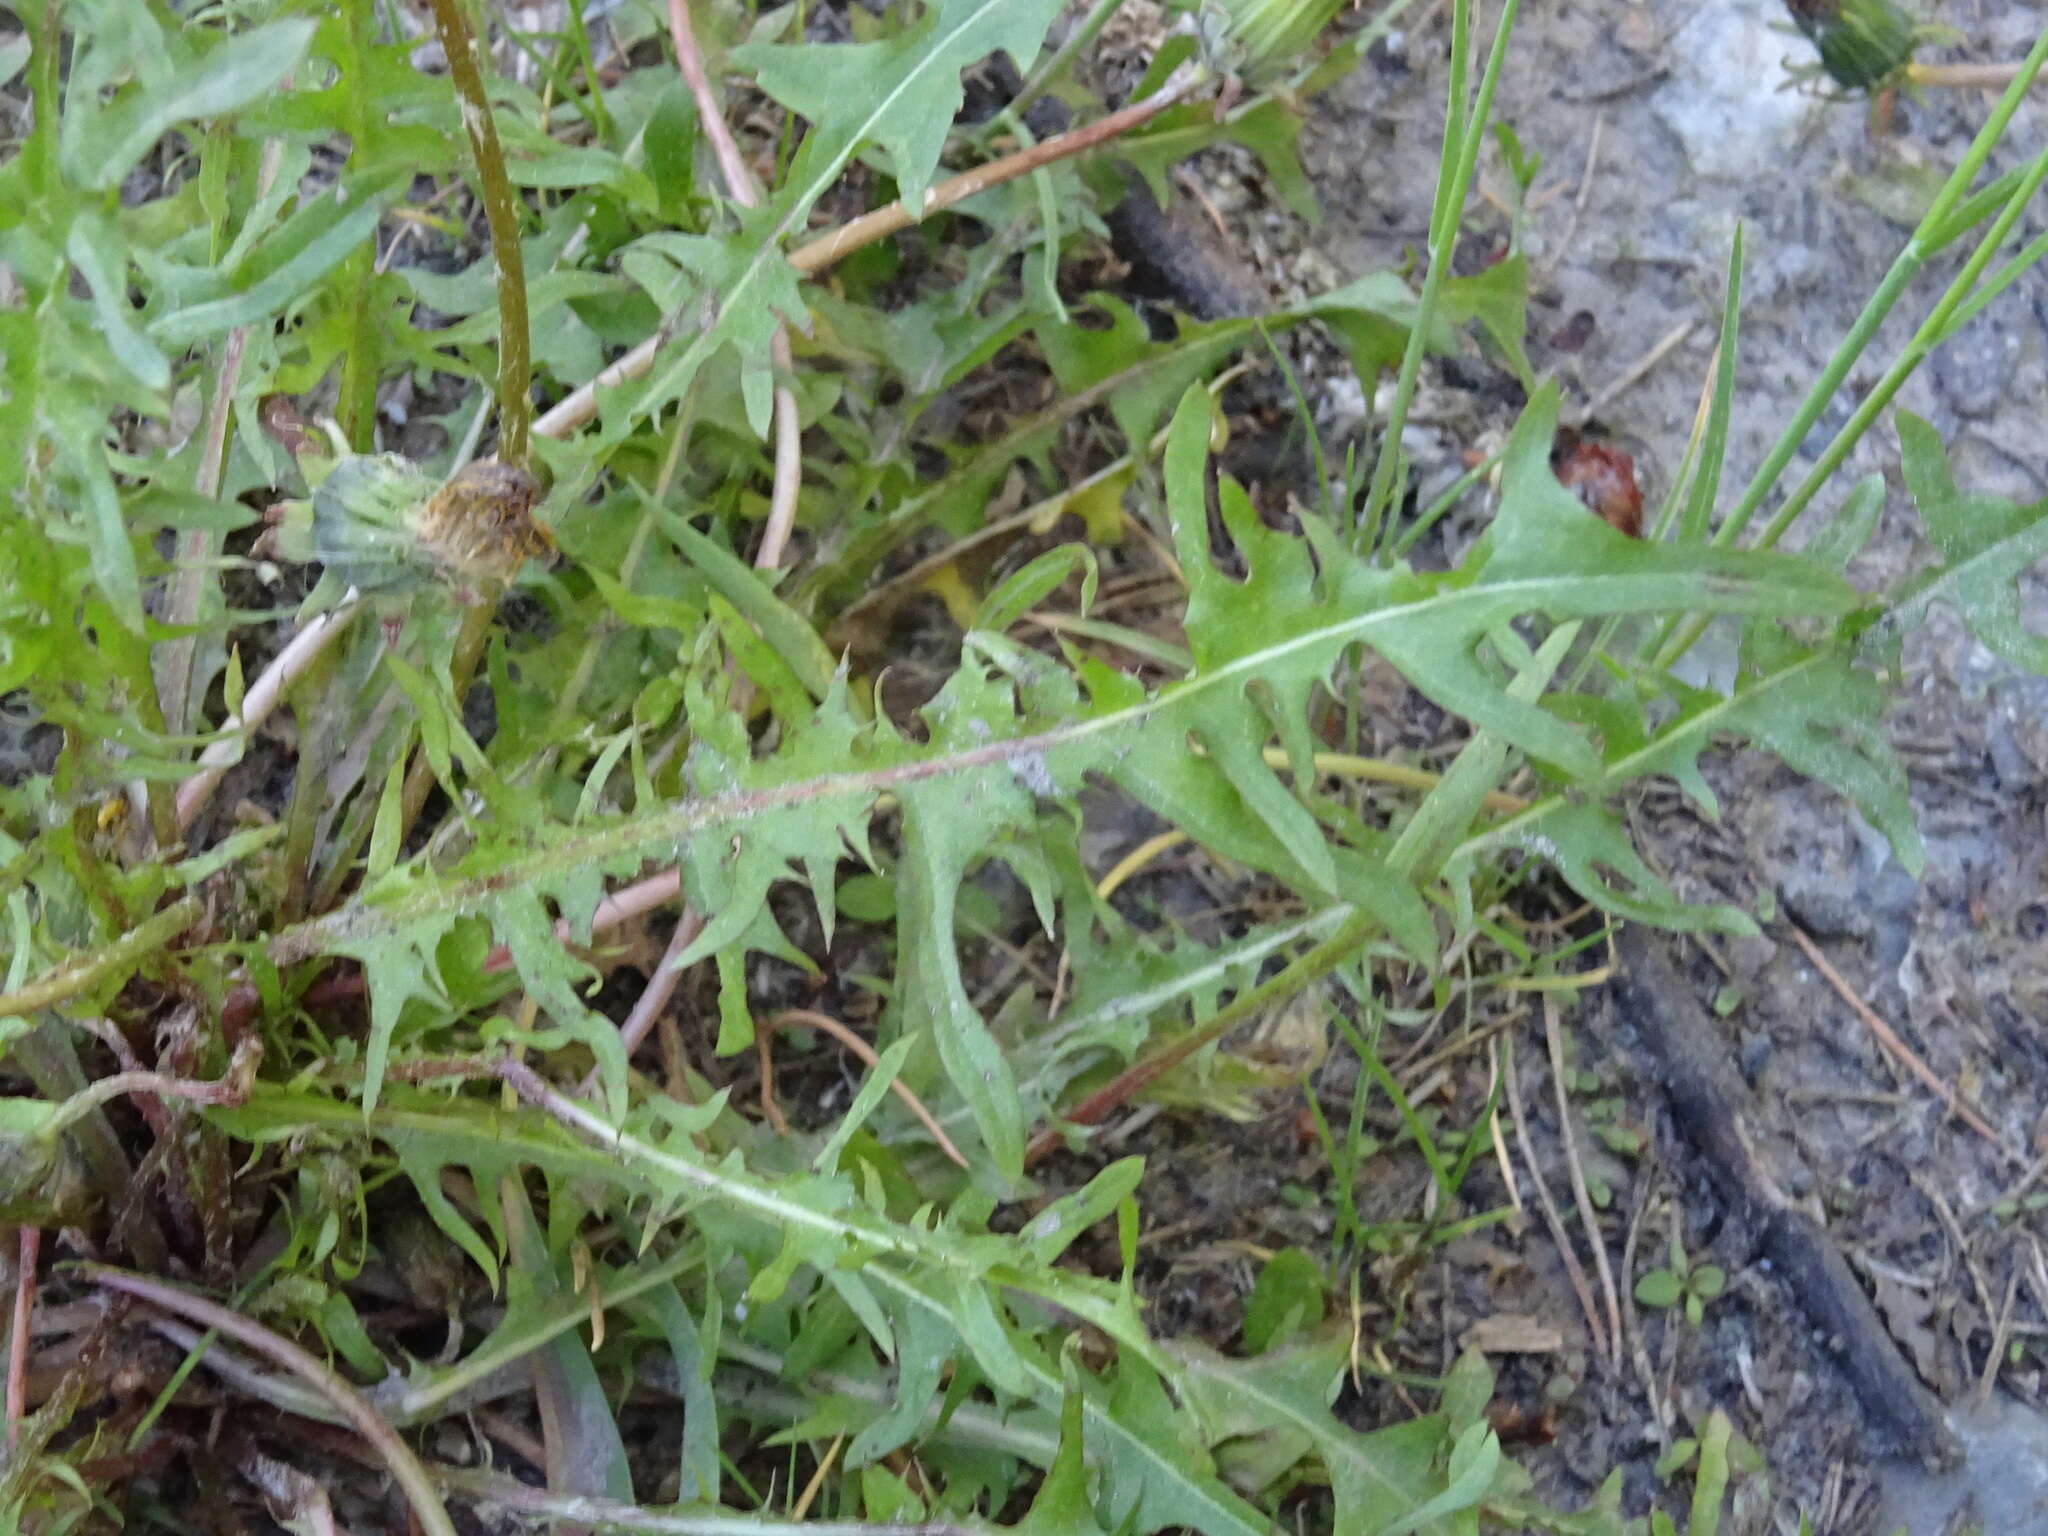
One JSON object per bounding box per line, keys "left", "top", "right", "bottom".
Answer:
{"left": 787, "top": 75, "right": 1199, "bottom": 273}
{"left": 7, "top": 1228, "right": 39, "bottom": 1447}
{"left": 49, "top": 1037, "right": 263, "bottom": 1137}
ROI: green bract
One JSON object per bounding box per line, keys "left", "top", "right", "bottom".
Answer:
{"left": 310, "top": 453, "right": 441, "bottom": 594}
{"left": 1195, "top": 0, "right": 1347, "bottom": 84}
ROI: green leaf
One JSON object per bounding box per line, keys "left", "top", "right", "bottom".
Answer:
{"left": 65, "top": 214, "right": 168, "bottom": 391}
{"left": 147, "top": 174, "right": 397, "bottom": 346}
{"left": 616, "top": 0, "right": 1063, "bottom": 440}
{"left": 1654, "top": 1438, "right": 1699, "bottom": 1480}
{"left": 1442, "top": 253, "right": 1533, "bottom": 390}
{"left": 1803, "top": 472, "right": 1887, "bottom": 572}
{"left": 1117, "top": 97, "right": 1317, "bottom": 222}
{"left": 1488, "top": 799, "right": 1754, "bottom": 933}
{"left": 888, "top": 663, "right": 1035, "bottom": 1182}
{"left": 1039, "top": 297, "right": 1248, "bottom": 452}
{"left": 1679, "top": 229, "right": 1742, "bottom": 546}
{"left": 1097, "top": 1353, "right": 1270, "bottom": 1536}
{"left": 813, "top": 1036, "right": 917, "bottom": 1174}
{"left": 1175, "top": 1335, "right": 1445, "bottom": 1532}
{"left": 1440, "top": 1348, "right": 1494, "bottom": 1433}
{"left": 1388, "top": 620, "right": 1577, "bottom": 882}
{"left": 62, "top": 19, "right": 313, "bottom": 192}
{"left": 1460, "top": 386, "right": 1856, "bottom": 774}
{"left": 975, "top": 545, "right": 1099, "bottom": 635}
{"left": 1243, "top": 1247, "right": 1326, "bottom": 1354}
{"left": 501, "top": 1187, "right": 635, "bottom": 1502}
{"left": 663, "top": 512, "right": 833, "bottom": 702}
{"left": 1379, "top": 1420, "right": 1500, "bottom": 1536}
{"left": 733, "top": 0, "right": 1064, "bottom": 210}
{"left": 1460, "top": 638, "right": 1919, "bottom": 919}
{"left": 669, "top": 663, "right": 875, "bottom": 976}
{"left": 1297, "top": 270, "right": 1451, "bottom": 378}
{"left": 0, "top": 1098, "right": 97, "bottom": 1226}
{"left": 1017, "top": 1368, "right": 1106, "bottom": 1534}
{"left": 629, "top": 1283, "right": 721, "bottom": 1504}
{"left": 1634, "top": 1269, "right": 1683, "bottom": 1308}
{"left": 325, "top": 909, "right": 466, "bottom": 1119}
{"left": 1690, "top": 1409, "right": 1734, "bottom": 1536}
{"left": 1892, "top": 410, "right": 2048, "bottom": 674}
{"left": 53, "top": 417, "right": 146, "bottom": 634}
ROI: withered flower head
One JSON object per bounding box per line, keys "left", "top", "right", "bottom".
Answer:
{"left": 414, "top": 459, "right": 554, "bottom": 587}
{"left": 310, "top": 454, "right": 553, "bottom": 602}
{"left": 1784, "top": 0, "right": 1917, "bottom": 91}
{"left": 1554, "top": 437, "right": 1644, "bottom": 539}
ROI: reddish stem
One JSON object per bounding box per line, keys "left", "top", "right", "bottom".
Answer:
{"left": 7, "top": 1228, "right": 39, "bottom": 1447}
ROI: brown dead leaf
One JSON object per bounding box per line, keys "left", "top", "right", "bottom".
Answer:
{"left": 1869, "top": 1270, "right": 1942, "bottom": 1385}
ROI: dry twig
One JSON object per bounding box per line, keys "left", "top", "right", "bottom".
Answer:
{"left": 1908, "top": 60, "right": 2046, "bottom": 90}
{"left": 7, "top": 1228, "right": 39, "bottom": 1448}
{"left": 1618, "top": 1133, "right": 1669, "bottom": 1443}
{"left": 757, "top": 1008, "right": 969, "bottom": 1169}
{"left": 528, "top": 73, "right": 1200, "bottom": 441}
{"left": 1577, "top": 317, "right": 1698, "bottom": 423}
{"left": 82, "top": 1267, "right": 456, "bottom": 1536}
{"left": 1502, "top": 1035, "right": 1609, "bottom": 1368}
{"left": 1785, "top": 922, "right": 2008, "bottom": 1151}
{"left": 1544, "top": 994, "right": 1622, "bottom": 1366}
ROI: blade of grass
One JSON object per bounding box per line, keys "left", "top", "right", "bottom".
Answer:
{"left": 1714, "top": 27, "right": 2048, "bottom": 553}
{"left": 1675, "top": 228, "right": 1741, "bottom": 548}
{"left": 1360, "top": 0, "right": 1524, "bottom": 557}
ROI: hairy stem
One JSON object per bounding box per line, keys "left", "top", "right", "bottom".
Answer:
{"left": 424, "top": 0, "right": 531, "bottom": 464}
{"left": 0, "top": 899, "right": 200, "bottom": 1021}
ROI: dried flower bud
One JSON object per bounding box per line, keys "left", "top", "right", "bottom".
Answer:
{"left": 1555, "top": 438, "right": 1644, "bottom": 539}
{"left": 257, "top": 394, "right": 317, "bottom": 461}
{"left": 414, "top": 459, "right": 553, "bottom": 589}
{"left": 1784, "top": 0, "right": 1917, "bottom": 91}
{"left": 305, "top": 454, "right": 553, "bottom": 601}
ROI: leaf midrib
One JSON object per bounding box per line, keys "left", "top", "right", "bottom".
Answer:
{"left": 272, "top": 566, "right": 1849, "bottom": 959}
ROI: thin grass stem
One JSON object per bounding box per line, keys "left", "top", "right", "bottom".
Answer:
{"left": 1361, "top": 0, "right": 1523, "bottom": 557}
